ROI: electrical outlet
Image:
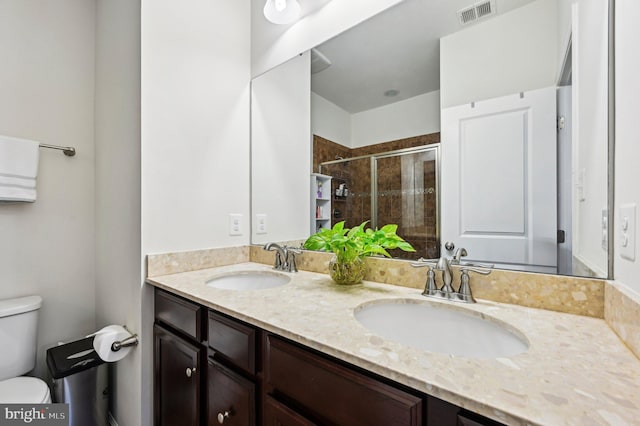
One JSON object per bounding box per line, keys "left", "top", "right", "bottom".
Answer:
{"left": 620, "top": 204, "right": 636, "bottom": 261}
{"left": 256, "top": 214, "right": 267, "bottom": 235}
{"left": 228, "top": 214, "right": 243, "bottom": 236}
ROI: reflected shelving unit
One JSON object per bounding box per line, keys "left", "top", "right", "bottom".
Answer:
{"left": 311, "top": 173, "right": 332, "bottom": 234}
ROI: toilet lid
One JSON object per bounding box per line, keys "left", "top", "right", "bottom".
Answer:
{"left": 0, "top": 377, "right": 51, "bottom": 404}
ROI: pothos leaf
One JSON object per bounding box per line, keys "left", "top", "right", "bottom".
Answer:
{"left": 303, "top": 220, "right": 416, "bottom": 259}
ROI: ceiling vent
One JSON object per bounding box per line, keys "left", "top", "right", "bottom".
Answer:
{"left": 457, "top": 0, "right": 496, "bottom": 25}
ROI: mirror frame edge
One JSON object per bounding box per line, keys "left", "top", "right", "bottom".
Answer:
{"left": 607, "top": 0, "right": 616, "bottom": 280}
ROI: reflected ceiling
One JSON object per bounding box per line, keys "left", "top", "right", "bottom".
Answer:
{"left": 311, "top": 0, "right": 536, "bottom": 113}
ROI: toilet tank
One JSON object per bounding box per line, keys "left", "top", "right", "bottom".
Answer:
{"left": 0, "top": 296, "right": 43, "bottom": 381}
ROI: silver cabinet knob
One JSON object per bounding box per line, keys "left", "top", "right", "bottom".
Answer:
{"left": 444, "top": 241, "right": 455, "bottom": 251}
{"left": 217, "top": 411, "right": 230, "bottom": 424}
{"left": 185, "top": 367, "right": 196, "bottom": 378}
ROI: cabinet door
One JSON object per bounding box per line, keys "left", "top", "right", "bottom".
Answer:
{"left": 208, "top": 358, "right": 255, "bottom": 426}
{"left": 154, "top": 324, "right": 201, "bottom": 426}
{"left": 263, "top": 395, "right": 315, "bottom": 426}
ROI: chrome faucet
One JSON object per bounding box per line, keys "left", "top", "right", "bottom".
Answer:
{"left": 264, "top": 242, "right": 286, "bottom": 270}
{"left": 263, "top": 243, "right": 300, "bottom": 273}
{"left": 411, "top": 249, "right": 492, "bottom": 303}
{"left": 452, "top": 247, "right": 467, "bottom": 264}
{"left": 435, "top": 256, "right": 456, "bottom": 295}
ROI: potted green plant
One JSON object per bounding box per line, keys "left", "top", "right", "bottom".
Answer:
{"left": 303, "top": 221, "right": 416, "bottom": 285}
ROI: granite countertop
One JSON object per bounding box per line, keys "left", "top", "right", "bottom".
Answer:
{"left": 146, "top": 262, "right": 640, "bottom": 426}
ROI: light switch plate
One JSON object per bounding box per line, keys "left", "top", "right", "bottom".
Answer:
{"left": 228, "top": 214, "right": 243, "bottom": 236}
{"left": 619, "top": 204, "right": 636, "bottom": 261}
{"left": 256, "top": 214, "right": 267, "bottom": 235}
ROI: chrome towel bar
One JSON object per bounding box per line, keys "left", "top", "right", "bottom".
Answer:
{"left": 39, "top": 143, "right": 76, "bottom": 157}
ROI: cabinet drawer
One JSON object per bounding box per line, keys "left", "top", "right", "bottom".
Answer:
{"left": 155, "top": 289, "right": 203, "bottom": 341}
{"left": 208, "top": 358, "right": 255, "bottom": 426}
{"left": 457, "top": 412, "right": 504, "bottom": 426}
{"left": 264, "top": 395, "right": 315, "bottom": 426}
{"left": 265, "top": 335, "right": 423, "bottom": 426}
{"left": 425, "top": 396, "right": 504, "bottom": 426}
{"left": 208, "top": 311, "right": 256, "bottom": 374}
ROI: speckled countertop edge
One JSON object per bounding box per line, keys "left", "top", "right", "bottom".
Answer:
{"left": 146, "top": 263, "right": 640, "bottom": 426}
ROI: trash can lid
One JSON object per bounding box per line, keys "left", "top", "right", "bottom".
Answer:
{"left": 46, "top": 336, "right": 105, "bottom": 379}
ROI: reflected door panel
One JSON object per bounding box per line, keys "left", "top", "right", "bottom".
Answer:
{"left": 441, "top": 88, "right": 557, "bottom": 273}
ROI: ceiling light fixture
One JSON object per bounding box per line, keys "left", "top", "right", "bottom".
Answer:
{"left": 264, "top": 0, "right": 302, "bottom": 25}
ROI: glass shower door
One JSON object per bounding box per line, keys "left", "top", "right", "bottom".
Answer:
{"left": 373, "top": 148, "right": 439, "bottom": 260}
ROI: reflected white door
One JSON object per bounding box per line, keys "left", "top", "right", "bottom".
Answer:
{"left": 441, "top": 87, "right": 557, "bottom": 273}
{"left": 557, "top": 86, "right": 573, "bottom": 275}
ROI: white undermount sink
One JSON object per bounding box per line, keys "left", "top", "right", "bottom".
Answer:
{"left": 206, "top": 271, "right": 290, "bottom": 290}
{"left": 354, "top": 300, "right": 529, "bottom": 358}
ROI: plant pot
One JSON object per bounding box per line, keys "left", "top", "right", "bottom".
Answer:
{"left": 328, "top": 256, "right": 366, "bottom": 285}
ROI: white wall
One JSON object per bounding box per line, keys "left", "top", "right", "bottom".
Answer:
{"left": 557, "top": 0, "right": 573, "bottom": 78}
{"left": 95, "top": 1, "right": 142, "bottom": 425}
{"left": 141, "top": 0, "right": 251, "bottom": 254}
{"left": 615, "top": 0, "right": 640, "bottom": 292}
{"left": 141, "top": 2, "right": 250, "bottom": 425}
{"left": 252, "top": 53, "right": 311, "bottom": 244}
{"left": 0, "top": 0, "right": 96, "bottom": 378}
{"left": 251, "top": 0, "right": 403, "bottom": 78}
{"left": 311, "top": 92, "right": 351, "bottom": 146}
{"left": 440, "top": 0, "right": 559, "bottom": 108}
{"left": 350, "top": 91, "right": 441, "bottom": 148}
{"left": 572, "top": 0, "right": 609, "bottom": 277}
{"left": 311, "top": 90, "right": 441, "bottom": 149}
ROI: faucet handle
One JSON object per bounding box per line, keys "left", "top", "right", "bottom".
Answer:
{"left": 454, "top": 266, "right": 492, "bottom": 303}
{"left": 285, "top": 246, "right": 301, "bottom": 273}
{"left": 459, "top": 265, "right": 493, "bottom": 275}
{"left": 285, "top": 246, "right": 302, "bottom": 255}
{"left": 456, "top": 270, "right": 476, "bottom": 303}
{"left": 459, "top": 261, "right": 494, "bottom": 269}
{"left": 410, "top": 257, "right": 438, "bottom": 268}
{"left": 421, "top": 268, "right": 441, "bottom": 297}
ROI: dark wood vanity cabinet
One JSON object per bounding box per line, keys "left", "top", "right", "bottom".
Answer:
{"left": 264, "top": 334, "right": 422, "bottom": 425}
{"left": 153, "top": 288, "right": 503, "bottom": 426}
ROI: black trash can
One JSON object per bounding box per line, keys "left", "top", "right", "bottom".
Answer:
{"left": 46, "top": 336, "right": 109, "bottom": 426}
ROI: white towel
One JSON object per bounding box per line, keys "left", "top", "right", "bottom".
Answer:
{"left": 0, "top": 135, "right": 40, "bottom": 202}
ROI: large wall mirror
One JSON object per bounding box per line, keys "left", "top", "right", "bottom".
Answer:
{"left": 251, "top": 0, "right": 613, "bottom": 279}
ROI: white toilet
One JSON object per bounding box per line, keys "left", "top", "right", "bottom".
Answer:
{"left": 0, "top": 295, "right": 51, "bottom": 403}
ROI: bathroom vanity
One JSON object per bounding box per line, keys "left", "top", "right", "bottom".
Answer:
{"left": 147, "top": 262, "right": 640, "bottom": 426}
{"left": 153, "top": 287, "right": 501, "bottom": 426}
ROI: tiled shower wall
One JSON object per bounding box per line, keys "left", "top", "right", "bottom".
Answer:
{"left": 314, "top": 133, "right": 440, "bottom": 259}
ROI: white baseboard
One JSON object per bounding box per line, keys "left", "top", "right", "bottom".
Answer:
{"left": 108, "top": 412, "right": 119, "bottom": 426}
